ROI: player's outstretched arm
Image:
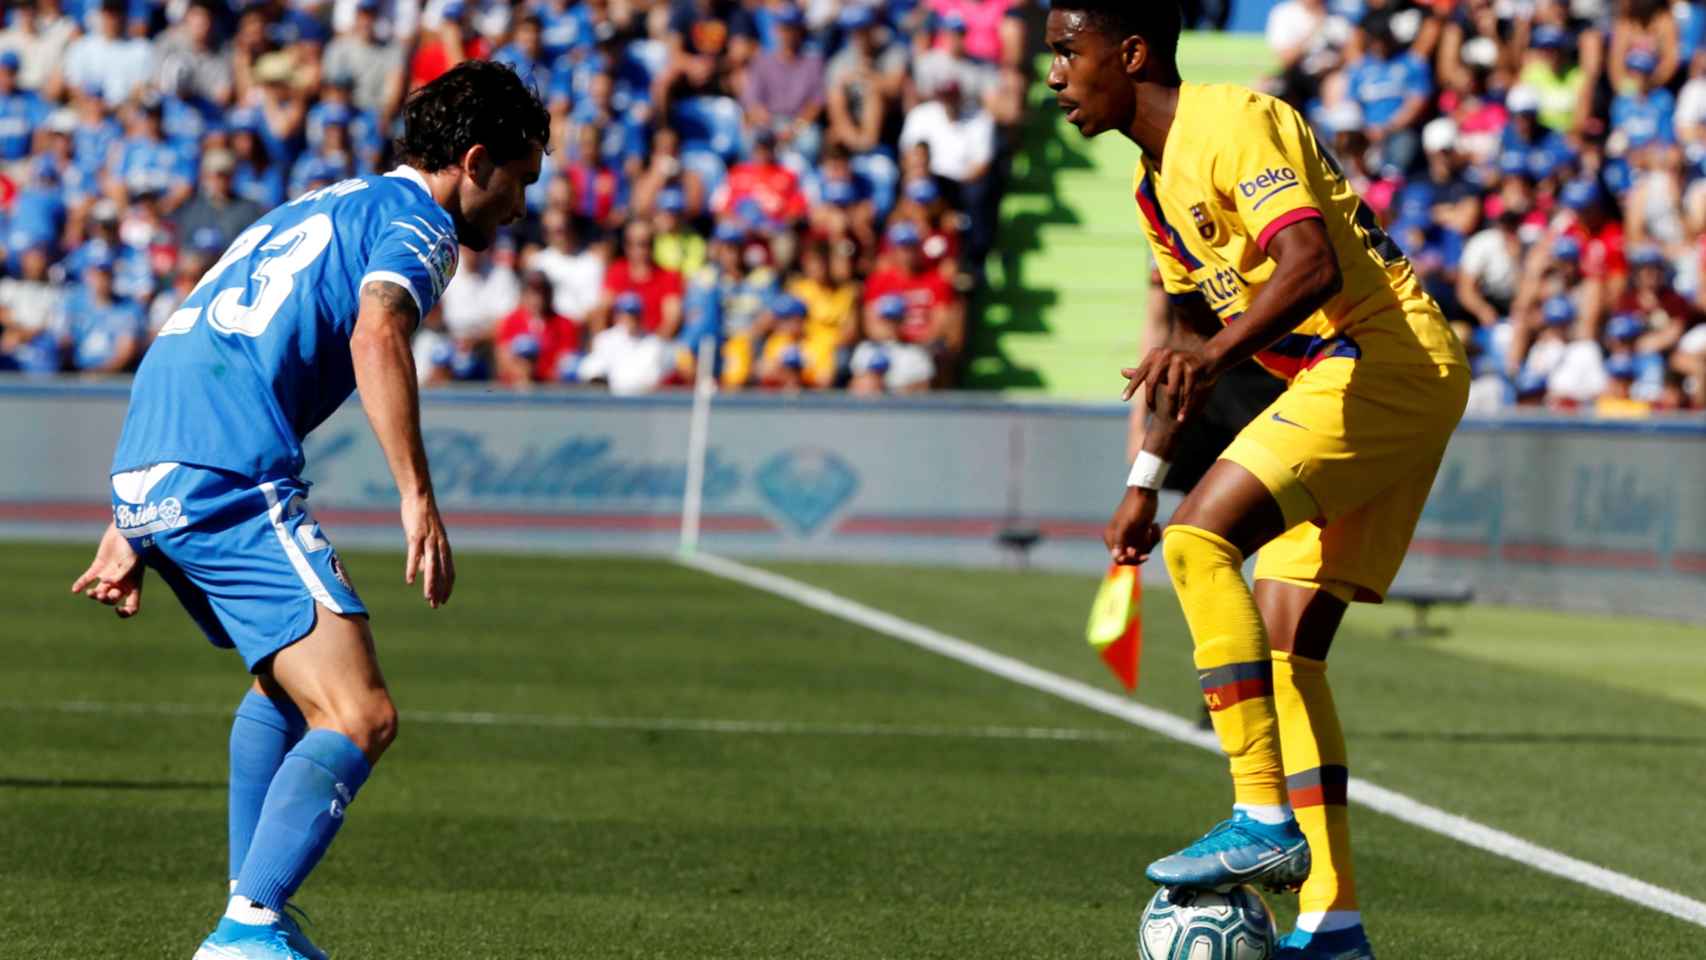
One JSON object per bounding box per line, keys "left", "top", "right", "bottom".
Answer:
{"left": 69, "top": 521, "right": 144, "bottom": 618}
{"left": 351, "top": 279, "right": 455, "bottom": 609}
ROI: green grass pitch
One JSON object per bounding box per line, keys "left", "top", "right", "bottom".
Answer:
{"left": 4, "top": 543, "right": 1703, "bottom": 957}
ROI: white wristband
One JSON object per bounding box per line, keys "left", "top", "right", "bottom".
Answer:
{"left": 1127, "top": 451, "right": 1170, "bottom": 491}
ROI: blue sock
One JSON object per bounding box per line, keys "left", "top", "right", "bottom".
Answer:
{"left": 228, "top": 691, "right": 307, "bottom": 881}
{"left": 234, "top": 729, "right": 372, "bottom": 910}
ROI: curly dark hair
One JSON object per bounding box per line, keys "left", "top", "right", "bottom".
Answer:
{"left": 1050, "top": 0, "right": 1182, "bottom": 70}
{"left": 396, "top": 60, "right": 550, "bottom": 172}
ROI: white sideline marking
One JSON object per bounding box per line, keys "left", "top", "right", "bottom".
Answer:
{"left": 0, "top": 700, "right": 1129, "bottom": 745}
{"left": 679, "top": 551, "right": 1706, "bottom": 929}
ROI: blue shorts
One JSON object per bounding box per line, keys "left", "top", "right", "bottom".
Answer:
{"left": 110, "top": 462, "right": 367, "bottom": 671}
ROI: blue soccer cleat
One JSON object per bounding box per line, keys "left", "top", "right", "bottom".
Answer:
{"left": 192, "top": 915, "right": 326, "bottom": 960}
{"left": 1145, "top": 811, "right": 1311, "bottom": 891}
{"left": 1275, "top": 925, "right": 1377, "bottom": 958}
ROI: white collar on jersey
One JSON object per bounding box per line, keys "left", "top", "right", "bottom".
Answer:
{"left": 384, "top": 165, "right": 432, "bottom": 198}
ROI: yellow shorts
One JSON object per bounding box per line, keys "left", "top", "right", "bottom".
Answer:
{"left": 1220, "top": 357, "right": 1470, "bottom": 602}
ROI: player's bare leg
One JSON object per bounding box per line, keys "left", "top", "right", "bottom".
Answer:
{"left": 1143, "top": 461, "right": 1312, "bottom": 891}
{"left": 201, "top": 607, "right": 396, "bottom": 960}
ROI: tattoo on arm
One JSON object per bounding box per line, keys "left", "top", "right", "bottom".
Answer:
{"left": 360, "top": 280, "right": 421, "bottom": 330}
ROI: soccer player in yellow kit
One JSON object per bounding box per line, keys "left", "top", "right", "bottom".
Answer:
{"left": 1046, "top": 3, "right": 1468, "bottom": 958}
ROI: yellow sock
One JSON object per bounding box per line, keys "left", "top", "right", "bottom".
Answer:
{"left": 1272, "top": 650, "right": 1358, "bottom": 915}
{"left": 1162, "top": 525, "right": 1285, "bottom": 808}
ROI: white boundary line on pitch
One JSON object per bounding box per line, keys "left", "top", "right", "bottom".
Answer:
{"left": 679, "top": 551, "right": 1706, "bottom": 930}
{"left": 0, "top": 700, "right": 1131, "bottom": 745}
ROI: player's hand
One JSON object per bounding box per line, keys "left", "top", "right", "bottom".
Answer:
{"left": 1104, "top": 487, "right": 1162, "bottom": 566}
{"left": 69, "top": 522, "right": 145, "bottom": 618}
{"left": 1123, "top": 346, "right": 1216, "bottom": 423}
{"left": 401, "top": 493, "right": 455, "bottom": 609}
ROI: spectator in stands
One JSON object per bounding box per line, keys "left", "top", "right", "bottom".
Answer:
{"left": 309, "top": 79, "right": 384, "bottom": 170}
{"left": 70, "top": 200, "right": 152, "bottom": 304}
{"left": 911, "top": 12, "right": 992, "bottom": 105}
{"left": 440, "top": 244, "right": 519, "bottom": 358}
{"left": 652, "top": 186, "right": 707, "bottom": 277}
{"left": 655, "top": 0, "right": 750, "bottom": 117}
{"left": 10, "top": 156, "right": 69, "bottom": 255}
{"left": 1458, "top": 204, "right": 1526, "bottom": 330}
{"left": 1265, "top": 0, "right": 1332, "bottom": 81}
{"left": 63, "top": 254, "right": 144, "bottom": 374}
{"left": 864, "top": 220, "right": 961, "bottom": 381}
{"left": 825, "top": 5, "right": 907, "bottom": 155}
{"left": 155, "top": 0, "right": 234, "bottom": 108}
{"left": 1625, "top": 143, "right": 1688, "bottom": 266}
{"left": 1615, "top": 247, "right": 1698, "bottom": 353}
{"left": 530, "top": 210, "right": 607, "bottom": 323}
{"left": 1610, "top": 49, "right": 1675, "bottom": 154}
{"left": 324, "top": 0, "right": 405, "bottom": 120}
{"left": 596, "top": 220, "right": 684, "bottom": 337}
{"left": 106, "top": 97, "right": 195, "bottom": 214}
{"left": 680, "top": 220, "right": 745, "bottom": 349}
{"left": 1345, "top": 13, "right": 1431, "bottom": 173}
{"left": 1609, "top": 0, "right": 1682, "bottom": 93}
{"left": 787, "top": 239, "right": 861, "bottom": 383}
{"left": 850, "top": 294, "right": 934, "bottom": 394}
{"left": 410, "top": 1, "right": 485, "bottom": 91}
{"left": 176, "top": 152, "right": 263, "bottom": 259}
{"left": 1517, "top": 24, "right": 1586, "bottom": 135}
{"left": 0, "top": 245, "right": 65, "bottom": 374}
{"left": 900, "top": 79, "right": 995, "bottom": 275}
{"left": 227, "top": 110, "right": 287, "bottom": 209}
{"left": 748, "top": 293, "right": 828, "bottom": 389}
{"left": 741, "top": 4, "right": 825, "bottom": 160}
{"left": 492, "top": 11, "right": 554, "bottom": 97}
{"left": 718, "top": 128, "right": 808, "bottom": 225}
{"left": 63, "top": 0, "right": 154, "bottom": 107}
{"left": 927, "top": 0, "right": 1015, "bottom": 64}
{"left": 0, "top": 50, "right": 45, "bottom": 163}
{"left": 579, "top": 290, "right": 675, "bottom": 395}
{"left": 496, "top": 271, "right": 582, "bottom": 387}
{"left": 564, "top": 122, "right": 629, "bottom": 227}
{"left": 0, "top": 0, "right": 76, "bottom": 95}
{"left": 1559, "top": 179, "right": 1628, "bottom": 300}
{"left": 810, "top": 144, "right": 880, "bottom": 255}
{"left": 1675, "top": 50, "right": 1706, "bottom": 150}
{"left": 716, "top": 226, "right": 785, "bottom": 387}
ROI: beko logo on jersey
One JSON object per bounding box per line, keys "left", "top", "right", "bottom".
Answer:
{"left": 115, "top": 497, "right": 187, "bottom": 535}
{"left": 1238, "top": 167, "right": 1299, "bottom": 198}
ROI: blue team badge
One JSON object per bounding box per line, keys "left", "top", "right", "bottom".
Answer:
{"left": 756, "top": 448, "right": 859, "bottom": 535}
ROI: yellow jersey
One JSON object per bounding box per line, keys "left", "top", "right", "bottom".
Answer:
{"left": 1134, "top": 83, "right": 1465, "bottom": 381}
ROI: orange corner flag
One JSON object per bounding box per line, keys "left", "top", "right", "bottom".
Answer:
{"left": 1086, "top": 565, "right": 1142, "bottom": 691}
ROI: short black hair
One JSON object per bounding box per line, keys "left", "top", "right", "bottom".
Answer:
{"left": 1052, "top": 0, "right": 1182, "bottom": 68}
{"left": 396, "top": 60, "right": 549, "bottom": 173}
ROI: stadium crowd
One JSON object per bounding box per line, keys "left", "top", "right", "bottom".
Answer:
{"left": 0, "top": 0, "right": 1031, "bottom": 394}
{"left": 1264, "top": 0, "right": 1706, "bottom": 414}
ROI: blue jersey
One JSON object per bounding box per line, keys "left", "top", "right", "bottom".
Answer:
{"left": 0, "top": 91, "right": 45, "bottom": 160}
{"left": 112, "top": 167, "right": 459, "bottom": 479}
{"left": 1347, "top": 52, "right": 1431, "bottom": 126}
{"left": 111, "top": 135, "right": 194, "bottom": 196}
{"left": 66, "top": 289, "right": 144, "bottom": 370}
{"left": 1610, "top": 89, "right": 1676, "bottom": 147}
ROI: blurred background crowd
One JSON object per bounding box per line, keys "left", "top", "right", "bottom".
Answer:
{"left": 0, "top": 0, "right": 1701, "bottom": 413}
{"left": 1263, "top": 0, "right": 1706, "bottom": 414}
{"left": 0, "top": 0, "right": 1031, "bottom": 394}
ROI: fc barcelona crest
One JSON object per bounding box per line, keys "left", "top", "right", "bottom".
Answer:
{"left": 1189, "top": 202, "right": 1216, "bottom": 242}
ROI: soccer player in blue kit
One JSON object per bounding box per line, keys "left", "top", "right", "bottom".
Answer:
{"left": 68, "top": 62, "right": 548, "bottom": 960}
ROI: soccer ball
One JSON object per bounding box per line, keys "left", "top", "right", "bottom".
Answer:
{"left": 1137, "top": 884, "right": 1276, "bottom": 960}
